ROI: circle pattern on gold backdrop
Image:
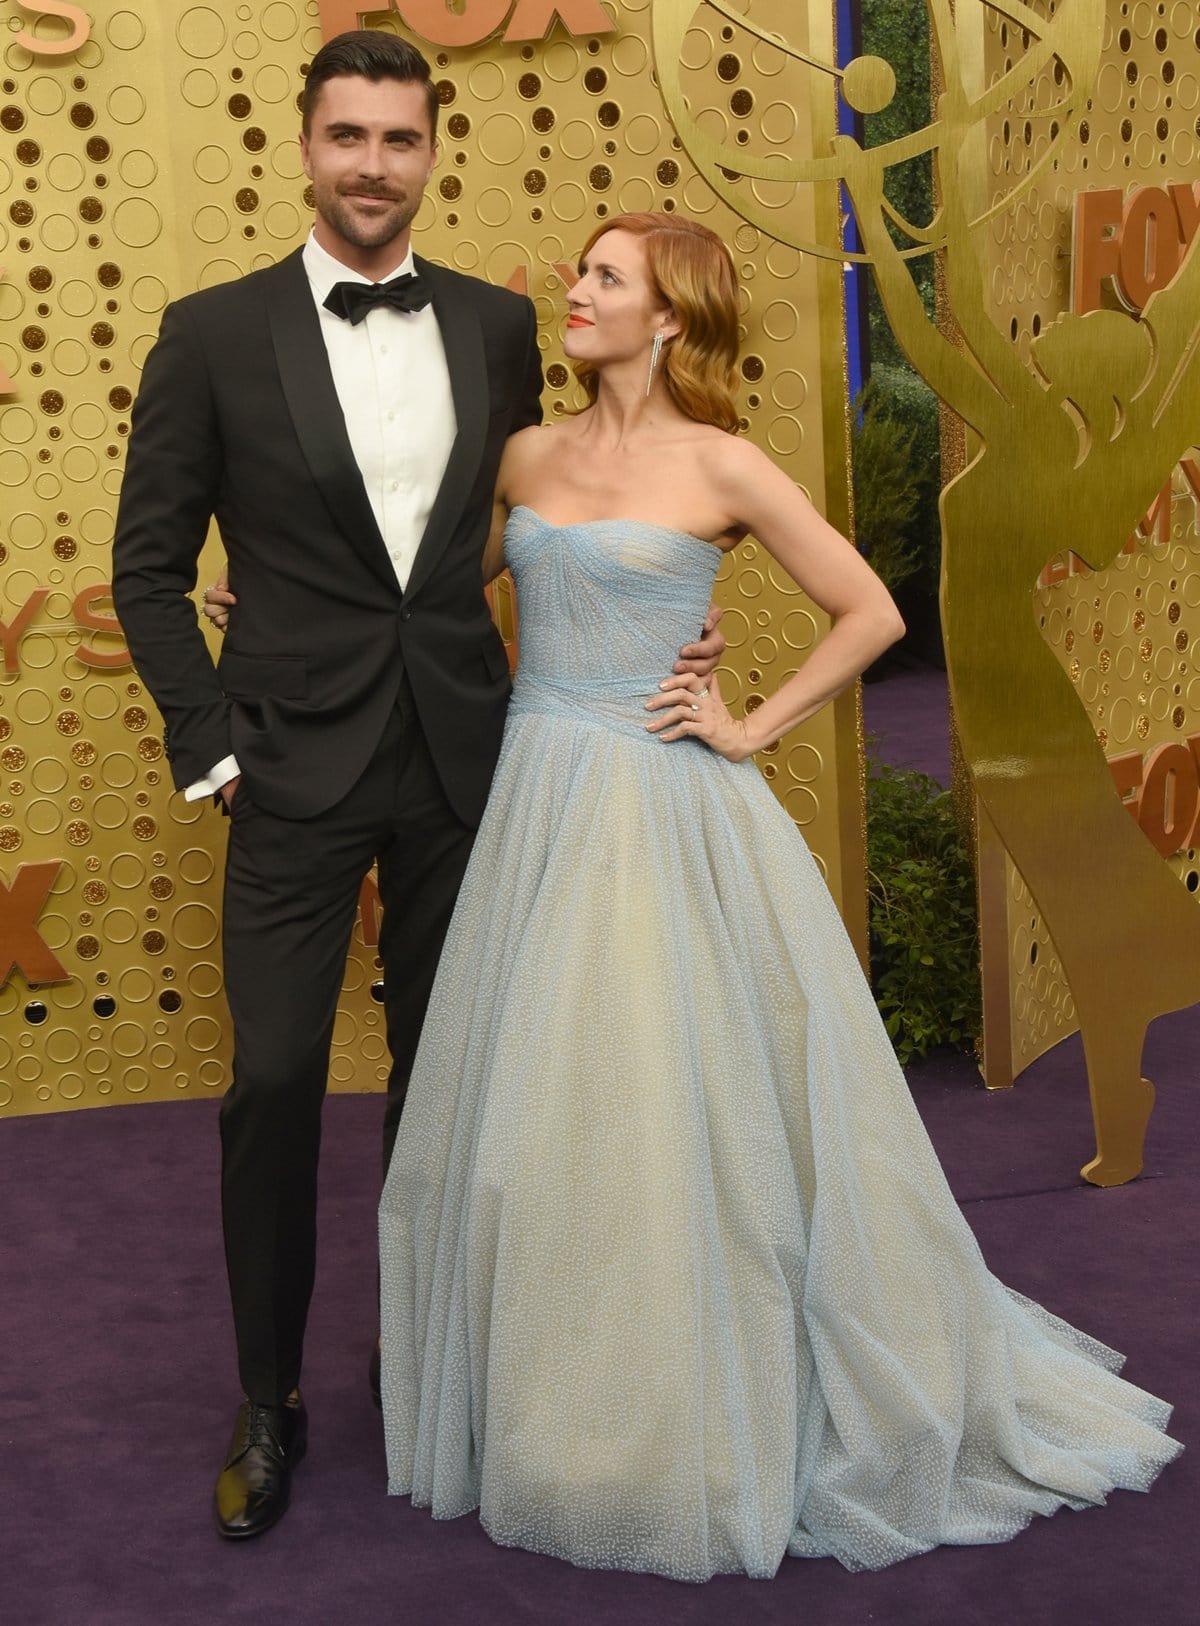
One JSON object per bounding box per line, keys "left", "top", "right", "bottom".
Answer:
{"left": 0, "top": 2, "right": 843, "bottom": 1114}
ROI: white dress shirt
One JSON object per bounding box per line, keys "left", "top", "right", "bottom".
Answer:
{"left": 187, "top": 230, "right": 457, "bottom": 800}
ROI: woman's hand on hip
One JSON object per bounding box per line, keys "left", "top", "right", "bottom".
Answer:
{"left": 644, "top": 671, "right": 753, "bottom": 761}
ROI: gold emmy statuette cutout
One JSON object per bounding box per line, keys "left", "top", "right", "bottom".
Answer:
{"left": 652, "top": 0, "right": 1200, "bottom": 1185}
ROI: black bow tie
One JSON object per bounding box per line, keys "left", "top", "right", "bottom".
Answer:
{"left": 323, "top": 271, "right": 432, "bottom": 325}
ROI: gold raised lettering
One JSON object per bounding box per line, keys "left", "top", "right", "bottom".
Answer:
{"left": 1109, "top": 737, "right": 1200, "bottom": 857}
{"left": 1072, "top": 188, "right": 1122, "bottom": 315}
{"left": 1073, "top": 182, "right": 1200, "bottom": 316}
{"left": 394, "top": 0, "right": 510, "bottom": 48}
{"left": 503, "top": 0, "right": 614, "bottom": 42}
{"left": 1136, "top": 742, "right": 1200, "bottom": 857}
{"left": 12, "top": 0, "right": 90, "bottom": 55}
{"left": 1118, "top": 187, "right": 1182, "bottom": 311}
{"left": 73, "top": 584, "right": 131, "bottom": 671}
{"left": 0, "top": 589, "right": 50, "bottom": 677}
{"left": 1168, "top": 181, "right": 1200, "bottom": 252}
{"left": 0, "top": 861, "right": 70, "bottom": 987}
{"left": 318, "top": 0, "right": 614, "bottom": 47}
{"left": 358, "top": 872, "right": 383, "bottom": 948}
{"left": 1178, "top": 456, "right": 1200, "bottom": 515}
{"left": 1107, "top": 750, "right": 1143, "bottom": 813}
{"left": 1134, "top": 475, "right": 1173, "bottom": 546}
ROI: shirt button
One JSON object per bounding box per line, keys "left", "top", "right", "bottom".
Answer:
{"left": 390, "top": 481, "right": 399, "bottom": 492}
{"left": 387, "top": 411, "right": 395, "bottom": 422}
{"left": 379, "top": 344, "right": 388, "bottom": 355}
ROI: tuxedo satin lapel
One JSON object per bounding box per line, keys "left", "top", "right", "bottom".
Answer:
{"left": 403, "top": 259, "right": 489, "bottom": 602}
{"left": 264, "top": 251, "right": 398, "bottom": 593}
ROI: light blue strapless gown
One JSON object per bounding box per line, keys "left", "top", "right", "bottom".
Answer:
{"left": 378, "top": 508, "right": 1179, "bottom": 1580}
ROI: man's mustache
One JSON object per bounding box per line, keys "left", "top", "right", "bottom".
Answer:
{"left": 338, "top": 186, "right": 402, "bottom": 202}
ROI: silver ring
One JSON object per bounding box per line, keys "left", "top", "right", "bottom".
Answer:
{"left": 697, "top": 687, "right": 709, "bottom": 700}
{"left": 691, "top": 703, "right": 698, "bottom": 717}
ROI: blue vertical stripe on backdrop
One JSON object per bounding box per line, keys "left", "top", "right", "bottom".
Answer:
{"left": 837, "top": 0, "right": 868, "bottom": 404}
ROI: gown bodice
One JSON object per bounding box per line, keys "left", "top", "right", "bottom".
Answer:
{"left": 504, "top": 506, "right": 722, "bottom": 735}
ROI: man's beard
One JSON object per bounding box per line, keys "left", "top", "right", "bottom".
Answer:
{"left": 314, "top": 179, "right": 420, "bottom": 250}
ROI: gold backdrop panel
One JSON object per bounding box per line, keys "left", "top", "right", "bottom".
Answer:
{"left": 837, "top": 0, "right": 1200, "bottom": 1185}
{"left": 961, "top": 3, "right": 1200, "bottom": 1181}
{"left": 0, "top": 1, "right": 861, "bottom": 1115}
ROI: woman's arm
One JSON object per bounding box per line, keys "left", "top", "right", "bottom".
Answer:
{"left": 647, "top": 438, "right": 904, "bottom": 759}
{"left": 482, "top": 486, "right": 510, "bottom": 586}
{"left": 483, "top": 427, "right": 550, "bottom": 584}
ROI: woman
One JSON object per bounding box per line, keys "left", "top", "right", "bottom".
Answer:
{"left": 210, "top": 213, "right": 1180, "bottom": 1579}
{"left": 372, "top": 214, "right": 1179, "bottom": 1578}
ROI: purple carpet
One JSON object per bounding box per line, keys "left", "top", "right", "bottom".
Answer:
{"left": 3, "top": 667, "right": 1192, "bottom": 1622}
{"left": 863, "top": 666, "right": 953, "bottom": 785}
{"left": 2, "top": 1004, "right": 1195, "bottom": 1626}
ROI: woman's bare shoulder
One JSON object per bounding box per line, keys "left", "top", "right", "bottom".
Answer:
{"left": 702, "top": 427, "right": 767, "bottom": 469}
{"left": 505, "top": 420, "right": 579, "bottom": 464}
{"left": 499, "top": 422, "right": 571, "bottom": 489}
{"left": 505, "top": 421, "right": 560, "bottom": 453}
{"left": 705, "top": 430, "right": 802, "bottom": 499}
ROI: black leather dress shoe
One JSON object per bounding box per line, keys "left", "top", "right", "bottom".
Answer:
{"left": 214, "top": 1398, "right": 308, "bottom": 1539}
{"left": 369, "top": 1342, "right": 381, "bottom": 1409}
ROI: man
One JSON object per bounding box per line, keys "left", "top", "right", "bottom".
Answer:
{"left": 113, "top": 31, "right": 722, "bottom": 1540}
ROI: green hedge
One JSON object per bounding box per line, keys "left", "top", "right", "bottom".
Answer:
{"left": 866, "top": 753, "right": 982, "bottom": 1065}
{"left": 850, "top": 381, "right": 927, "bottom": 592}
{"left": 867, "top": 365, "right": 942, "bottom": 590}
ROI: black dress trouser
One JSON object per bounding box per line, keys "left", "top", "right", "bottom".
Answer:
{"left": 217, "top": 683, "right": 476, "bottom": 1405}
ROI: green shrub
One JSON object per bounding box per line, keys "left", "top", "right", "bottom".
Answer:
{"left": 866, "top": 753, "right": 981, "bottom": 1065}
{"left": 868, "top": 364, "right": 942, "bottom": 591}
{"left": 851, "top": 381, "right": 928, "bottom": 593}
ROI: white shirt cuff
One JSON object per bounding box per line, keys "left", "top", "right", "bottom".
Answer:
{"left": 185, "top": 755, "right": 241, "bottom": 802}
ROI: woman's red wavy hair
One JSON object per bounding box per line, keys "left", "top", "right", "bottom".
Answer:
{"left": 572, "top": 212, "right": 741, "bottom": 434}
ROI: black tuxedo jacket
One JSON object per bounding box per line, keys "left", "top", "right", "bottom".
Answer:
{"left": 112, "top": 248, "right": 542, "bottom": 825}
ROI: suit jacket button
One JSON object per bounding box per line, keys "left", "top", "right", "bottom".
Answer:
{"left": 400, "top": 607, "right": 412, "bottom": 623}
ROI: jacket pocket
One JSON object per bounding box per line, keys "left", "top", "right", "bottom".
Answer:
{"left": 218, "top": 649, "right": 309, "bottom": 700}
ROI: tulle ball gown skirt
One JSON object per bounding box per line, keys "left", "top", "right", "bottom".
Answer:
{"left": 378, "top": 511, "right": 1180, "bottom": 1580}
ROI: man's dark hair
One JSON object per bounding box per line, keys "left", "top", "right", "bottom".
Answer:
{"left": 301, "top": 30, "right": 438, "bottom": 141}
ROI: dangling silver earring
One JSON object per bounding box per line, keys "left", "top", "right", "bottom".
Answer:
{"left": 646, "top": 330, "right": 664, "bottom": 397}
